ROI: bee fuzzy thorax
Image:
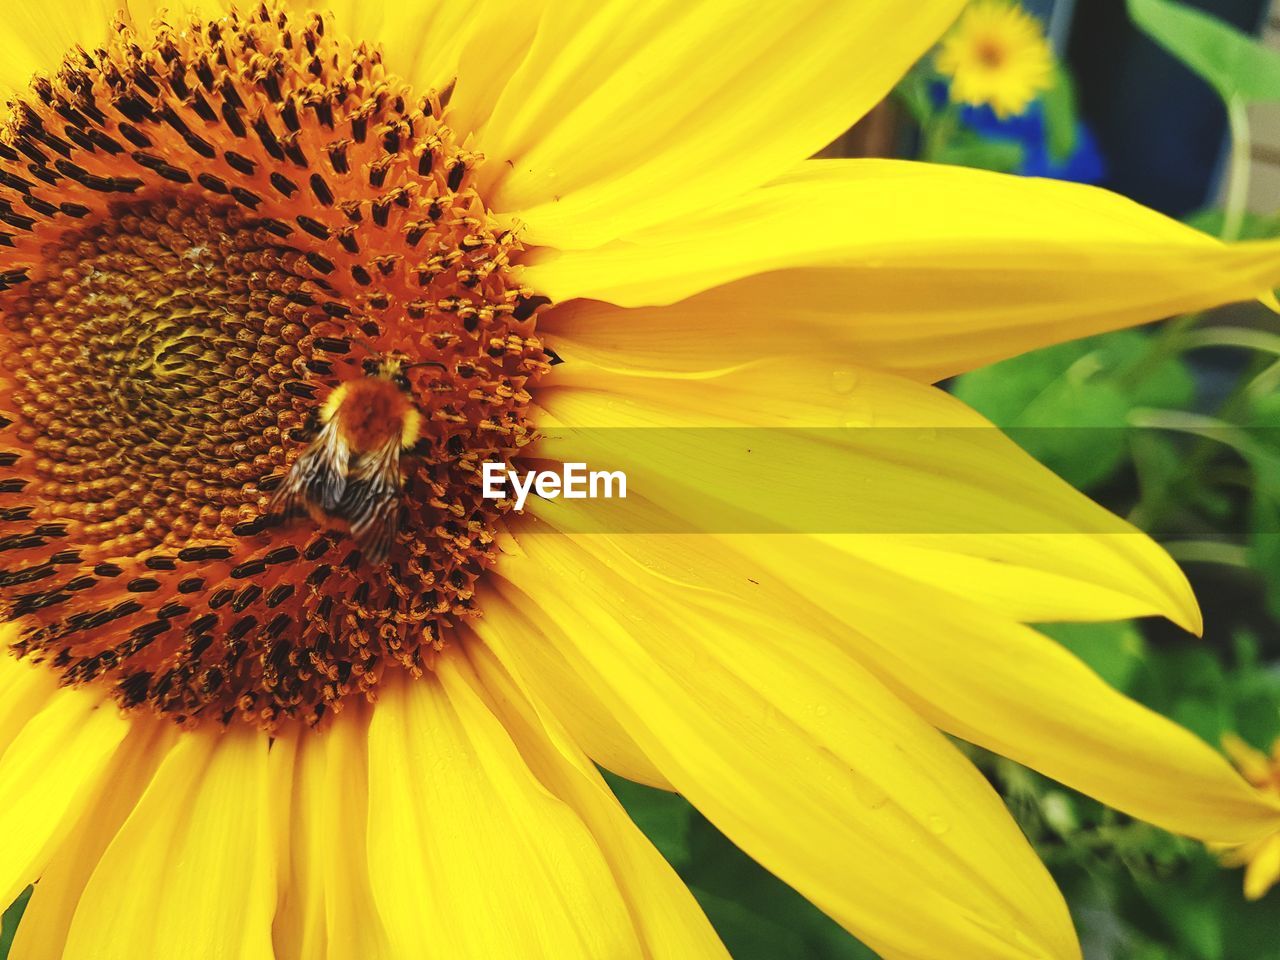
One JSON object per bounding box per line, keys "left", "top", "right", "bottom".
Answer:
{"left": 324, "top": 374, "right": 423, "bottom": 453}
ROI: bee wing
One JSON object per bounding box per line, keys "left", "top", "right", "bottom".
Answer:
{"left": 271, "top": 418, "right": 351, "bottom": 517}
{"left": 338, "top": 436, "right": 403, "bottom": 565}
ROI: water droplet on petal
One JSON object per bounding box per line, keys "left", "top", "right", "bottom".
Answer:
{"left": 853, "top": 779, "right": 890, "bottom": 810}
{"left": 831, "top": 369, "right": 859, "bottom": 394}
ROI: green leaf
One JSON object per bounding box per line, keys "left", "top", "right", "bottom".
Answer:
{"left": 952, "top": 339, "right": 1123, "bottom": 489}
{"left": 682, "top": 814, "right": 878, "bottom": 960}
{"left": 1042, "top": 63, "right": 1080, "bottom": 163}
{"left": 1184, "top": 207, "right": 1280, "bottom": 240}
{"left": 952, "top": 330, "right": 1195, "bottom": 490}
{"left": 1246, "top": 388, "right": 1280, "bottom": 429}
{"left": 1247, "top": 499, "right": 1280, "bottom": 621}
{"left": 1128, "top": 851, "right": 1280, "bottom": 960}
{"left": 892, "top": 61, "right": 937, "bottom": 127}
{"left": 601, "top": 770, "right": 694, "bottom": 869}
{"left": 1127, "top": 0, "right": 1280, "bottom": 103}
{"left": 1135, "top": 864, "right": 1226, "bottom": 960}
{"left": 1226, "top": 630, "right": 1280, "bottom": 745}
{"left": 686, "top": 889, "right": 812, "bottom": 960}
{"left": 608, "top": 774, "right": 879, "bottom": 959}
{"left": 1040, "top": 621, "right": 1147, "bottom": 693}
{"left": 0, "top": 887, "right": 31, "bottom": 960}
{"left": 931, "top": 133, "right": 1025, "bottom": 173}
{"left": 1129, "top": 430, "right": 1187, "bottom": 528}
{"left": 1129, "top": 647, "right": 1233, "bottom": 747}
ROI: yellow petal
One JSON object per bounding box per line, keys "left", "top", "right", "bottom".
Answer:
{"left": 0, "top": 672, "right": 128, "bottom": 907}
{"left": 820, "top": 533, "right": 1197, "bottom": 627}
{"left": 531, "top": 358, "right": 1199, "bottom": 630}
{"left": 469, "top": 583, "right": 672, "bottom": 789}
{"left": 530, "top": 160, "right": 1280, "bottom": 381}
{"left": 10, "top": 720, "right": 175, "bottom": 960}
{"left": 460, "top": 636, "right": 731, "bottom": 959}
{"left": 1222, "top": 732, "right": 1275, "bottom": 786}
{"left": 271, "top": 710, "right": 392, "bottom": 960}
{"left": 0, "top": 0, "right": 124, "bottom": 96}
{"left": 478, "top": 2, "right": 964, "bottom": 249}
{"left": 61, "top": 726, "right": 276, "bottom": 960}
{"left": 1244, "top": 834, "right": 1280, "bottom": 900}
{"left": 0, "top": 644, "right": 60, "bottom": 752}
{"left": 319, "top": 0, "right": 472, "bottom": 100}
{"left": 720, "top": 533, "right": 1280, "bottom": 845}
{"left": 366, "top": 664, "right": 644, "bottom": 959}
{"left": 267, "top": 732, "right": 318, "bottom": 960}
{"left": 443, "top": 0, "right": 550, "bottom": 138}
{"left": 495, "top": 532, "right": 1081, "bottom": 960}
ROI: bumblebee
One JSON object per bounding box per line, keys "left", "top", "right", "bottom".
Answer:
{"left": 271, "top": 353, "right": 427, "bottom": 564}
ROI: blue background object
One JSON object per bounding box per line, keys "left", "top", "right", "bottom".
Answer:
{"left": 1067, "top": 0, "right": 1269, "bottom": 216}
{"left": 929, "top": 80, "right": 1107, "bottom": 183}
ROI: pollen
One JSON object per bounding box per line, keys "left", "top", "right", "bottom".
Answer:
{"left": 0, "top": 2, "right": 550, "bottom": 728}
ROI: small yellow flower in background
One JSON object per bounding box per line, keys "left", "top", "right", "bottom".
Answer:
{"left": 0, "top": 1, "right": 1279, "bottom": 959}
{"left": 1219, "top": 734, "right": 1280, "bottom": 899}
{"left": 937, "top": 0, "right": 1056, "bottom": 117}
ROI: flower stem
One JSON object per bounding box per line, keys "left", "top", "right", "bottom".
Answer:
{"left": 1116, "top": 312, "right": 1203, "bottom": 390}
{"left": 1164, "top": 540, "right": 1252, "bottom": 568}
{"left": 1222, "top": 96, "right": 1252, "bottom": 243}
{"left": 1179, "top": 326, "right": 1280, "bottom": 356}
{"left": 1126, "top": 406, "right": 1258, "bottom": 531}
{"left": 922, "top": 106, "right": 959, "bottom": 163}
{"left": 1247, "top": 358, "right": 1280, "bottom": 399}
{"left": 1127, "top": 408, "right": 1253, "bottom": 457}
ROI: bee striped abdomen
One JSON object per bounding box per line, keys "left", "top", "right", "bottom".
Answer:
{"left": 274, "top": 415, "right": 351, "bottom": 516}
{"left": 271, "top": 361, "right": 423, "bottom": 565}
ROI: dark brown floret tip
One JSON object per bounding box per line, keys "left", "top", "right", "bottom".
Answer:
{"left": 0, "top": 1, "right": 553, "bottom": 730}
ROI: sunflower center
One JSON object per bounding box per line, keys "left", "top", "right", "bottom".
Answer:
{"left": 0, "top": 3, "right": 549, "bottom": 728}
{"left": 975, "top": 38, "right": 1007, "bottom": 69}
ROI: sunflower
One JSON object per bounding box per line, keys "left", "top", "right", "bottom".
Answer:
{"left": 1, "top": 1, "right": 1279, "bottom": 958}
{"left": 1219, "top": 734, "right": 1280, "bottom": 900}
{"left": 937, "top": 0, "right": 1055, "bottom": 118}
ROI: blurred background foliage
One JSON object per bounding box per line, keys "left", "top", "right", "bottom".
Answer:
{"left": 2, "top": 2, "right": 1278, "bottom": 959}
{"left": 606, "top": 1, "right": 1280, "bottom": 958}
